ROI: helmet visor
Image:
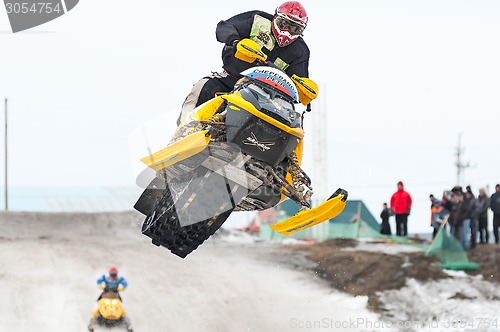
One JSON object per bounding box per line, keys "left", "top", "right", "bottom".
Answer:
{"left": 275, "top": 14, "right": 305, "bottom": 36}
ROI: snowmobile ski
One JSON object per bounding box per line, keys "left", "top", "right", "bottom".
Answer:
{"left": 140, "top": 129, "right": 211, "bottom": 171}
{"left": 270, "top": 188, "right": 348, "bottom": 236}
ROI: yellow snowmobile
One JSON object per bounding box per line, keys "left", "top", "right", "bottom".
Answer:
{"left": 88, "top": 286, "right": 133, "bottom": 331}
{"left": 134, "top": 39, "right": 347, "bottom": 258}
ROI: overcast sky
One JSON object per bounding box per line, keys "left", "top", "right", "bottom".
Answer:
{"left": 1, "top": 0, "right": 499, "bottom": 233}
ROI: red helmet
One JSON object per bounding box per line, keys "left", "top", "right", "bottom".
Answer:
{"left": 109, "top": 267, "right": 118, "bottom": 277}
{"left": 272, "top": 1, "right": 308, "bottom": 47}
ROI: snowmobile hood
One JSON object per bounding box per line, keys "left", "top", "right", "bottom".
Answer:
{"left": 240, "top": 66, "right": 299, "bottom": 103}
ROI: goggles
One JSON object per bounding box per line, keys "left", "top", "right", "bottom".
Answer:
{"left": 275, "top": 14, "right": 305, "bottom": 35}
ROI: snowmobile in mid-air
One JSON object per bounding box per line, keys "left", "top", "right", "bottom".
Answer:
{"left": 88, "top": 286, "right": 133, "bottom": 331}
{"left": 134, "top": 38, "right": 348, "bottom": 258}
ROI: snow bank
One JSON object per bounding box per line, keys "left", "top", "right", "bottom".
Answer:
{"left": 378, "top": 275, "right": 500, "bottom": 331}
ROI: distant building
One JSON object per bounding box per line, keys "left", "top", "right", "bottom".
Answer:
{"left": 8, "top": 186, "right": 143, "bottom": 212}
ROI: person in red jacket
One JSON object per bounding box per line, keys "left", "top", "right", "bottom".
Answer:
{"left": 390, "top": 181, "right": 413, "bottom": 236}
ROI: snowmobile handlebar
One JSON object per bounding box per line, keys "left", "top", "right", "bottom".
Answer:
{"left": 98, "top": 285, "right": 125, "bottom": 292}
{"left": 234, "top": 39, "right": 280, "bottom": 70}
{"left": 234, "top": 39, "right": 318, "bottom": 106}
{"left": 234, "top": 38, "right": 267, "bottom": 64}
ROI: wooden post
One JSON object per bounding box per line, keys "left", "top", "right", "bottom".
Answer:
{"left": 4, "top": 98, "right": 8, "bottom": 211}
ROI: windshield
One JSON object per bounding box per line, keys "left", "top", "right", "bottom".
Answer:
{"left": 247, "top": 83, "right": 294, "bottom": 112}
{"left": 272, "top": 95, "right": 294, "bottom": 111}
{"left": 242, "top": 82, "right": 299, "bottom": 127}
{"left": 247, "top": 83, "right": 271, "bottom": 101}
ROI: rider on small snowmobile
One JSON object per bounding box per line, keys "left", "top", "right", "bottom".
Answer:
{"left": 96, "top": 266, "right": 128, "bottom": 301}
{"left": 178, "top": 1, "right": 311, "bottom": 125}
{"left": 88, "top": 267, "right": 133, "bottom": 331}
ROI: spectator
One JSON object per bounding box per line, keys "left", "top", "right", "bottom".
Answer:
{"left": 390, "top": 181, "right": 412, "bottom": 236}
{"left": 440, "top": 190, "right": 453, "bottom": 233}
{"left": 462, "top": 191, "right": 474, "bottom": 250}
{"left": 380, "top": 202, "right": 392, "bottom": 235}
{"left": 429, "top": 194, "right": 435, "bottom": 208}
{"left": 430, "top": 199, "right": 444, "bottom": 240}
{"left": 441, "top": 190, "right": 453, "bottom": 211}
{"left": 469, "top": 191, "right": 481, "bottom": 249}
{"left": 476, "top": 188, "right": 490, "bottom": 244}
{"left": 466, "top": 185, "right": 475, "bottom": 198}
{"left": 490, "top": 184, "right": 500, "bottom": 244}
{"left": 429, "top": 195, "right": 435, "bottom": 230}
{"left": 448, "top": 186, "right": 464, "bottom": 242}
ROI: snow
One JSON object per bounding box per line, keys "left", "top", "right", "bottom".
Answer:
{"left": 328, "top": 237, "right": 500, "bottom": 331}
{"left": 345, "top": 239, "right": 423, "bottom": 255}
{"left": 219, "top": 230, "right": 256, "bottom": 244}
{"left": 378, "top": 276, "right": 500, "bottom": 332}
{"left": 0, "top": 211, "right": 379, "bottom": 332}
{"left": 1, "top": 213, "right": 499, "bottom": 332}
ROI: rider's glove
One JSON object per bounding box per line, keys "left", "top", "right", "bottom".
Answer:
{"left": 291, "top": 74, "right": 318, "bottom": 106}
{"left": 234, "top": 39, "right": 267, "bottom": 63}
{"left": 223, "top": 39, "right": 240, "bottom": 56}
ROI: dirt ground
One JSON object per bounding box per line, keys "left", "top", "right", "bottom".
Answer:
{"left": 278, "top": 238, "right": 500, "bottom": 313}
{"left": 464, "top": 243, "right": 500, "bottom": 283}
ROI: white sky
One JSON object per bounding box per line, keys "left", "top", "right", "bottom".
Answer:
{"left": 0, "top": 0, "right": 499, "bottom": 233}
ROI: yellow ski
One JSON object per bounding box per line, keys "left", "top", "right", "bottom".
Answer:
{"left": 141, "top": 130, "right": 211, "bottom": 171}
{"left": 270, "top": 188, "right": 348, "bottom": 236}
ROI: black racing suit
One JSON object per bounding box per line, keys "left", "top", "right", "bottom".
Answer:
{"left": 178, "top": 10, "right": 310, "bottom": 125}
{"left": 216, "top": 10, "right": 310, "bottom": 78}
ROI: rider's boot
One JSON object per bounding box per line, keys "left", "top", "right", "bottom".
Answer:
{"left": 125, "top": 317, "right": 134, "bottom": 331}
{"left": 87, "top": 317, "right": 96, "bottom": 331}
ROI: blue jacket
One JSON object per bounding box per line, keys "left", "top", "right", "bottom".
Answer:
{"left": 97, "top": 274, "right": 128, "bottom": 290}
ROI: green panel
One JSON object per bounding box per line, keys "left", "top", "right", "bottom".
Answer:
{"left": 328, "top": 200, "right": 379, "bottom": 230}
{"left": 328, "top": 222, "right": 359, "bottom": 240}
{"left": 425, "top": 227, "right": 478, "bottom": 271}
{"left": 274, "top": 199, "right": 302, "bottom": 217}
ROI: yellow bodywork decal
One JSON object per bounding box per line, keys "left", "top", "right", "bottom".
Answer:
{"left": 190, "top": 97, "right": 225, "bottom": 122}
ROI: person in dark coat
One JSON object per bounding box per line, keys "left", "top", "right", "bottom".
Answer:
{"left": 448, "top": 186, "right": 464, "bottom": 241}
{"left": 476, "top": 188, "right": 490, "bottom": 244}
{"left": 490, "top": 184, "right": 500, "bottom": 244}
{"left": 380, "top": 202, "right": 392, "bottom": 235}
{"left": 462, "top": 191, "right": 474, "bottom": 250}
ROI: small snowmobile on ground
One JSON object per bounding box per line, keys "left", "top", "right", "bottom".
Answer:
{"left": 134, "top": 38, "right": 348, "bottom": 258}
{"left": 88, "top": 286, "right": 133, "bottom": 331}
